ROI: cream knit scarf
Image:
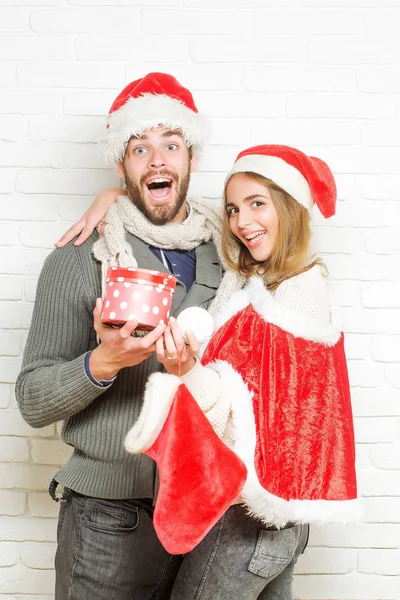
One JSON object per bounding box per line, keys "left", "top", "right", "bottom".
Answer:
{"left": 92, "top": 195, "right": 246, "bottom": 314}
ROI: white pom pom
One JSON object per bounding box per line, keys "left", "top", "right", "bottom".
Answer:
{"left": 176, "top": 307, "right": 214, "bottom": 344}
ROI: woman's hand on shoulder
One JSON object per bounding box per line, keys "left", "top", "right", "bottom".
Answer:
{"left": 55, "top": 188, "right": 126, "bottom": 248}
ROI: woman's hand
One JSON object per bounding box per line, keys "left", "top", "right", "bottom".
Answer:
{"left": 155, "top": 317, "right": 200, "bottom": 377}
{"left": 55, "top": 188, "right": 126, "bottom": 248}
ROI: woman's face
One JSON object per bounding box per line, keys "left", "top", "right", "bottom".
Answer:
{"left": 225, "top": 173, "right": 279, "bottom": 263}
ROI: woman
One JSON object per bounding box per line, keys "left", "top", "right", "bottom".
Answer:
{"left": 57, "top": 145, "right": 359, "bottom": 599}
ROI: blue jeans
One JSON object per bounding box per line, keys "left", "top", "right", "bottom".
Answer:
{"left": 171, "top": 505, "right": 309, "bottom": 600}
{"left": 55, "top": 493, "right": 308, "bottom": 600}
{"left": 55, "top": 491, "right": 183, "bottom": 600}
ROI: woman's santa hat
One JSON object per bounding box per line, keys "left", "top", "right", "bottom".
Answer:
{"left": 225, "top": 144, "right": 337, "bottom": 218}
{"left": 101, "top": 72, "right": 209, "bottom": 164}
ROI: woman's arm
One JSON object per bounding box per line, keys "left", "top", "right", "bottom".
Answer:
{"left": 55, "top": 188, "right": 126, "bottom": 248}
{"left": 155, "top": 320, "right": 234, "bottom": 446}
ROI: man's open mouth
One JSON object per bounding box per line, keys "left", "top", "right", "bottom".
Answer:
{"left": 146, "top": 178, "right": 173, "bottom": 199}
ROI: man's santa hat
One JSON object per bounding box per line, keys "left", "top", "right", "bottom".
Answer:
{"left": 225, "top": 144, "right": 337, "bottom": 218}
{"left": 101, "top": 72, "right": 209, "bottom": 164}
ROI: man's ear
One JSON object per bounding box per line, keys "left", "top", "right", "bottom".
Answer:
{"left": 116, "top": 161, "right": 124, "bottom": 180}
{"left": 189, "top": 156, "right": 197, "bottom": 173}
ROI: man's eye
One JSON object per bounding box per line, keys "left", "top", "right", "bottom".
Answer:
{"left": 134, "top": 147, "right": 146, "bottom": 155}
{"left": 166, "top": 144, "right": 178, "bottom": 151}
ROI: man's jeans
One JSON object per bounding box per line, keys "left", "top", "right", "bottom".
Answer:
{"left": 55, "top": 491, "right": 183, "bottom": 600}
{"left": 55, "top": 493, "right": 308, "bottom": 600}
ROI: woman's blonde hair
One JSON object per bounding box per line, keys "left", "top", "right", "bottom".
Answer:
{"left": 222, "top": 172, "right": 325, "bottom": 292}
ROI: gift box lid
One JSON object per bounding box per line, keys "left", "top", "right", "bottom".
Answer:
{"left": 107, "top": 266, "right": 177, "bottom": 291}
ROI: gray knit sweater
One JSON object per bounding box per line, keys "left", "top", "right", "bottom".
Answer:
{"left": 15, "top": 231, "right": 221, "bottom": 499}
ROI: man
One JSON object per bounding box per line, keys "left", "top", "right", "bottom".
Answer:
{"left": 15, "top": 73, "right": 222, "bottom": 600}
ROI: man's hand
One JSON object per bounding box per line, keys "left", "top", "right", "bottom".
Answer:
{"left": 155, "top": 316, "right": 200, "bottom": 377}
{"left": 89, "top": 298, "right": 166, "bottom": 381}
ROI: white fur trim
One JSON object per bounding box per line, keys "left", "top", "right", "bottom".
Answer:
{"left": 212, "top": 287, "right": 251, "bottom": 332}
{"left": 198, "top": 282, "right": 250, "bottom": 359}
{"left": 213, "top": 269, "right": 342, "bottom": 346}
{"left": 226, "top": 155, "right": 314, "bottom": 213}
{"left": 209, "top": 360, "right": 362, "bottom": 527}
{"left": 124, "top": 372, "right": 181, "bottom": 453}
{"left": 101, "top": 93, "right": 210, "bottom": 164}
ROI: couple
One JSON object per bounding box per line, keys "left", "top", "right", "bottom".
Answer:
{"left": 16, "top": 72, "right": 358, "bottom": 600}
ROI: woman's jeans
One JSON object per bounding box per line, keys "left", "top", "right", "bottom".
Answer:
{"left": 55, "top": 492, "right": 308, "bottom": 600}
{"left": 171, "top": 505, "right": 309, "bottom": 600}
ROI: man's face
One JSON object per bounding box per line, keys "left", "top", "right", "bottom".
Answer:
{"left": 116, "top": 127, "right": 197, "bottom": 225}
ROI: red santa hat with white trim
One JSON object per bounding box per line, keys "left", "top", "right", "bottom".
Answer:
{"left": 101, "top": 72, "right": 209, "bottom": 165}
{"left": 225, "top": 144, "right": 337, "bottom": 218}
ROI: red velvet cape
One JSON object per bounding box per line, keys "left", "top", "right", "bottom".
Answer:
{"left": 202, "top": 303, "right": 357, "bottom": 505}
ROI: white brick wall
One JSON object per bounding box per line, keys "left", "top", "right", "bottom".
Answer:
{"left": 1, "top": 1, "right": 399, "bottom": 598}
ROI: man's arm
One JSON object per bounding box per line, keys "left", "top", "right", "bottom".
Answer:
{"left": 16, "top": 242, "right": 167, "bottom": 429}
{"left": 15, "top": 243, "right": 109, "bottom": 428}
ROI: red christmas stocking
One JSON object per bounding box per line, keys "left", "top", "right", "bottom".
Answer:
{"left": 125, "top": 373, "right": 247, "bottom": 554}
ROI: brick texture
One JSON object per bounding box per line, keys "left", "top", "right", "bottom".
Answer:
{"left": 1, "top": 2, "right": 399, "bottom": 598}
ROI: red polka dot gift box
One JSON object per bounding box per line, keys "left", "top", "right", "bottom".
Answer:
{"left": 101, "top": 266, "right": 177, "bottom": 330}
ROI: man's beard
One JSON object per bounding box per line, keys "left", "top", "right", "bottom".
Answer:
{"left": 123, "top": 165, "right": 191, "bottom": 226}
